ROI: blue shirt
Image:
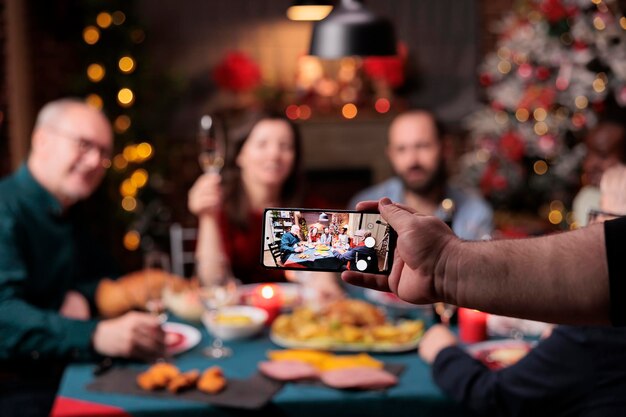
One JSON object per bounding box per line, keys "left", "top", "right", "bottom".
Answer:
{"left": 280, "top": 232, "right": 301, "bottom": 262}
{"left": 349, "top": 177, "right": 493, "bottom": 240}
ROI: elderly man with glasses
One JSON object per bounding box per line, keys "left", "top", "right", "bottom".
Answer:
{"left": 0, "top": 98, "right": 165, "bottom": 417}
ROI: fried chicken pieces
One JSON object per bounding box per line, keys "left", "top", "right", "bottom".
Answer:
{"left": 136, "top": 363, "right": 226, "bottom": 395}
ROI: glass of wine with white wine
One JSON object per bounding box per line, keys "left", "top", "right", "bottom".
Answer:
{"left": 198, "top": 114, "right": 225, "bottom": 174}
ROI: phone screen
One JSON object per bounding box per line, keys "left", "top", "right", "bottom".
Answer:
{"left": 261, "top": 208, "right": 395, "bottom": 274}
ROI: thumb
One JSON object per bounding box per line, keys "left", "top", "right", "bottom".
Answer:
{"left": 378, "top": 198, "right": 417, "bottom": 232}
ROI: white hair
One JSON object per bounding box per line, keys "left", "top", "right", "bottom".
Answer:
{"left": 34, "top": 98, "right": 91, "bottom": 129}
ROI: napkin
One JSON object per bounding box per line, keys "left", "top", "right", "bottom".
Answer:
{"left": 87, "top": 367, "right": 283, "bottom": 409}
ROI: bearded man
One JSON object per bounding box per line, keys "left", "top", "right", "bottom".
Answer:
{"left": 349, "top": 110, "right": 493, "bottom": 240}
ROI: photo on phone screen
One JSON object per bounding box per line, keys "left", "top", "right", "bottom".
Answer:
{"left": 261, "top": 208, "right": 396, "bottom": 274}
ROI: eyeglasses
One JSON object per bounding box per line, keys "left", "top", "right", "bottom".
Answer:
{"left": 47, "top": 127, "right": 112, "bottom": 167}
{"left": 587, "top": 209, "right": 625, "bottom": 224}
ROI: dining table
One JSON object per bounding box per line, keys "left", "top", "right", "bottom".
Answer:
{"left": 52, "top": 316, "right": 467, "bottom": 417}
{"left": 283, "top": 246, "right": 345, "bottom": 270}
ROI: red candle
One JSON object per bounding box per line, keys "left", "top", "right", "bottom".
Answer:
{"left": 252, "top": 284, "right": 283, "bottom": 325}
{"left": 458, "top": 308, "right": 488, "bottom": 343}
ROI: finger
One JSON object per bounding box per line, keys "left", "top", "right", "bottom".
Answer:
{"left": 354, "top": 200, "right": 380, "bottom": 211}
{"left": 378, "top": 199, "right": 421, "bottom": 232}
{"left": 341, "top": 270, "right": 391, "bottom": 292}
{"left": 132, "top": 326, "right": 166, "bottom": 359}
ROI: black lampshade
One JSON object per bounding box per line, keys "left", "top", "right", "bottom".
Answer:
{"left": 309, "top": 0, "right": 396, "bottom": 58}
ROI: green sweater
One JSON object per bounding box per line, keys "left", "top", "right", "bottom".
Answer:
{"left": 0, "top": 165, "right": 117, "bottom": 365}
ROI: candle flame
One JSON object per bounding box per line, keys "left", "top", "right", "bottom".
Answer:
{"left": 261, "top": 285, "right": 275, "bottom": 299}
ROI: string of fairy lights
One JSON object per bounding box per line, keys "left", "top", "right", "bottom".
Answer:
{"left": 81, "top": 9, "right": 152, "bottom": 251}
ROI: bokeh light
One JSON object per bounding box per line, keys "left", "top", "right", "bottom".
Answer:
{"left": 122, "top": 196, "right": 137, "bottom": 212}
{"left": 117, "top": 88, "right": 135, "bottom": 107}
{"left": 114, "top": 115, "right": 131, "bottom": 133}
{"left": 548, "top": 210, "right": 563, "bottom": 224}
{"left": 341, "top": 103, "right": 358, "bottom": 119}
{"left": 96, "top": 12, "right": 112, "bottom": 28}
{"left": 136, "top": 142, "right": 153, "bottom": 160}
{"left": 533, "top": 160, "right": 548, "bottom": 175}
{"left": 86, "top": 94, "right": 103, "bottom": 109}
{"left": 87, "top": 63, "right": 105, "bottom": 82}
{"left": 118, "top": 56, "right": 135, "bottom": 74}
{"left": 515, "top": 108, "right": 530, "bottom": 122}
{"left": 83, "top": 26, "right": 100, "bottom": 45}
{"left": 374, "top": 98, "right": 391, "bottom": 113}
{"left": 112, "top": 11, "right": 126, "bottom": 25}
{"left": 130, "top": 169, "right": 149, "bottom": 188}
{"left": 123, "top": 230, "right": 141, "bottom": 251}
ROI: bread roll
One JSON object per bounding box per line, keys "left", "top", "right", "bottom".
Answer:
{"left": 95, "top": 269, "right": 183, "bottom": 318}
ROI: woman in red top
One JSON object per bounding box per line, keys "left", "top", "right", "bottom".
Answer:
{"left": 188, "top": 111, "right": 342, "bottom": 296}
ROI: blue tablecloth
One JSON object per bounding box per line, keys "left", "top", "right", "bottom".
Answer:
{"left": 57, "top": 321, "right": 466, "bottom": 417}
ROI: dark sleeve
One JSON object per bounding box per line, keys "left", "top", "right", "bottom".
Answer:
{"left": 605, "top": 217, "right": 626, "bottom": 326}
{"left": 73, "top": 226, "right": 120, "bottom": 310}
{"left": 432, "top": 330, "right": 590, "bottom": 417}
{"left": 0, "top": 207, "right": 99, "bottom": 362}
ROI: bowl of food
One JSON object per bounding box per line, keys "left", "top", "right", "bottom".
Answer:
{"left": 202, "top": 305, "right": 268, "bottom": 341}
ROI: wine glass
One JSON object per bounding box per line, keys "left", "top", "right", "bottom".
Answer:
{"left": 143, "top": 251, "right": 170, "bottom": 324}
{"left": 198, "top": 274, "right": 239, "bottom": 358}
{"left": 198, "top": 114, "right": 225, "bottom": 174}
{"left": 434, "top": 302, "right": 457, "bottom": 327}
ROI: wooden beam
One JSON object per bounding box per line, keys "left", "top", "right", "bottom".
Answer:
{"left": 5, "top": 0, "right": 34, "bottom": 169}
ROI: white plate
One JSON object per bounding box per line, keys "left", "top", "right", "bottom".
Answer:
{"left": 269, "top": 331, "right": 421, "bottom": 353}
{"left": 465, "top": 339, "right": 534, "bottom": 369}
{"left": 162, "top": 322, "right": 202, "bottom": 356}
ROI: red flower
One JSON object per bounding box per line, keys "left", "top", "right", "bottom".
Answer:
{"left": 539, "top": 0, "right": 577, "bottom": 23}
{"left": 499, "top": 131, "right": 525, "bottom": 162}
{"left": 479, "top": 73, "right": 493, "bottom": 87}
{"left": 363, "top": 43, "right": 407, "bottom": 88}
{"left": 535, "top": 66, "right": 551, "bottom": 81}
{"left": 213, "top": 52, "right": 261, "bottom": 93}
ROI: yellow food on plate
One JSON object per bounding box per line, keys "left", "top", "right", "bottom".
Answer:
{"left": 270, "top": 299, "right": 424, "bottom": 351}
{"left": 315, "top": 244, "right": 330, "bottom": 251}
{"left": 267, "top": 349, "right": 382, "bottom": 371}
{"left": 214, "top": 314, "right": 254, "bottom": 326}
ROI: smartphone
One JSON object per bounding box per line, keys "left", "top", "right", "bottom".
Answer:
{"left": 261, "top": 208, "right": 396, "bottom": 274}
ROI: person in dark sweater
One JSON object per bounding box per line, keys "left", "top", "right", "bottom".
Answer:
{"left": 420, "top": 324, "right": 626, "bottom": 417}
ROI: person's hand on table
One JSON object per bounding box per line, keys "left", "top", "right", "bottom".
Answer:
{"left": 419, "top": 324, "right": 458, "bottom": 365}
{"left": 341, "top": 198, "right": 459, "bottom": 305}
{"left": 295, "top": 246, "right": 304, "bottom": 253}
{"left": 188, "top": 172, "right": 222, "bottom": 218}
{"left": 93, "top": 311, "right": 166, "bottom": 362}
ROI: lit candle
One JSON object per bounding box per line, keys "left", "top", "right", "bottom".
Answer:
{"left": 458, "top": 308, "right": 488, "bottom": 344}
{"left": 252, "top": 284, "right": 283, "bottom": 325}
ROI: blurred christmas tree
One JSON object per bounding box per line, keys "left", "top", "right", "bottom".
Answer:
{"left": 459, "top": 0, "right": 626, "bottom": 228}
{"left": 69, "top": 0, "right": 179, "bottom": 266}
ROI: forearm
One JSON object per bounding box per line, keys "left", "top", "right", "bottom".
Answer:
{"left": 445, "top": 223, "right": 609, "bottom": 324}
{"left": 195, "top": 216, "right": 228, "bottom": 284}
{"left": 0, "top": 298, "right": 98, "bottom": 361}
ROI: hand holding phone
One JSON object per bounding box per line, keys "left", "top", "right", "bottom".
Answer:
{"left": 261, "top": 208, "right": 396, "bottom": 274}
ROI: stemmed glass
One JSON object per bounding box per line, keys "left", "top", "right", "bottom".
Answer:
{"left": 197, "top": 114, "right": 225, "bottom": 174}
{"left": 434, "top": 302, "right": 457, "bottom": 327}
{"left": 198, "top": 273, "right": 239, "bottom": 358}
{"left": 143, "top": 251, "right": 170, "bottom": 324}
